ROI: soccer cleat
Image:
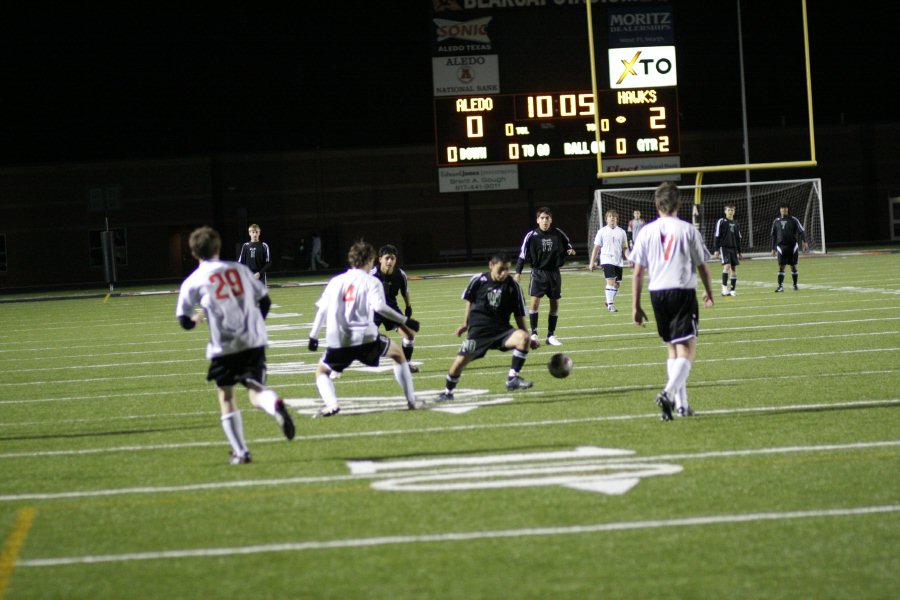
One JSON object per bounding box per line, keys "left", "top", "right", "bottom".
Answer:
{"left": 546, "top": 335, "right": 562, "bottom": 346}
{"left": 408, "top": 364, "right": 420, "bottom": 373}
{"left": 774, "top": 286, "right": 784, "bottom": 293}
{"left": 656, "top": 390, "right": 675, "bottom": 421}
{"left": 676, "top": 406, "right": 695, "bottom": 417}
{"left": 229, "top": 451, "right": 252, "bottom": 465}
{"left": 313, "top": 405, "right": 341, "bottom": 419}
{"left": 407, "top": 397, "right": 426, "bottom": 410}
{"left": 274, "top": 399, "right": 296, "bottom": 441}
{"left": 435, "top": 391, "right": 454, "bottom": 402}
{"left": 729, "top": 290, "right": 736, "bottom": 297}
{"left": 793, "top": 284, "right": 799, "bottom": 290}
{"left": 506, "top": 375, "right": 534, "bottom": 391}
{"left": 608, "top": 304, "right": 618, "bottom": 312}
{"left": 530, "top": 333, "right": 539, "bottom": 343}
{"left": 721, "top": 286, "right": 729, "bottom": 296}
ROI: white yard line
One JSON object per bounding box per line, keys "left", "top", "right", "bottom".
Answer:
{"left": 15, "top": 504, "right": 900, "bottom": 567}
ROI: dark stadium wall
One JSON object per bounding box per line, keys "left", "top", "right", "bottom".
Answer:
{"left": 0, "top": 122, "right": 898, "bottom": 290}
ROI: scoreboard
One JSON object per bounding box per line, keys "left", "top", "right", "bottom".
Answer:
{"left": 434, "top": 87, "right": 679, "bottom": 167}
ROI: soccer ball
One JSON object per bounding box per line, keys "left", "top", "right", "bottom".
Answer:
{"left": 547, "top": 353, "right": 573, "bottom": 378}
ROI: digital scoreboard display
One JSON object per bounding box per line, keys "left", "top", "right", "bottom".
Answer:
{"left": 433, "top": 87, "right": 679, "bottom": 167}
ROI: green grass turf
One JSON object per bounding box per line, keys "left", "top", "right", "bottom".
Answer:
{"left": 1, "top": 250, "right": 898, "bottom": 599}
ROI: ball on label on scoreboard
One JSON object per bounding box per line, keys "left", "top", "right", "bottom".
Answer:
{"left": 547, "top": 353, "right": 573, "bottom": 378}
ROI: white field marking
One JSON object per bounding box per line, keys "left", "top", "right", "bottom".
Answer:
{"left": 265, "top": 312, "right": 301, "bottom": 319}
{"left": 6, "top": 317, "right": 900, "bottom": 376}
{"left": 284, "top": 389, "right": 511, "bottom": 417}
{"left": 268, "top": 358, "right": 424, "bottom": 377}
{"left": 370, "top": 462, "right": 683, "bottom": 494}
{"left": 13, "top": 505, "right": 900, "bottom": 567}
{"left": 0, "top": 399, "right": 897, "bottom": 465}
{"left": 2, "top": 440, "right": 898, "bottom": 504}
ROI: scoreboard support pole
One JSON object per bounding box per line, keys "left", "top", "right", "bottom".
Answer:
{"left": 584, "top": 0, "right": 604, "bottom": 179}
{"left": 587, "top": 0, "right": 817, "bottom": 182}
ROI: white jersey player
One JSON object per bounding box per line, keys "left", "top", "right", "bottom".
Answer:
{"left": 631, "top": 183, "right": 714, "bottom": 421}
{"left": 176, "top": 226, "right": 295, "bottom": 465}
{"left": 589, "top": 210, "right": 630, "bottom": 312}
{"left": 307, "top": 241, "right": 423, "bottom": 417}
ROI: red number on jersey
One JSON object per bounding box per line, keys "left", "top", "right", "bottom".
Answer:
{"left": 210, "top": 268, "right": 245, "bottom": 299}
{"left": 343, "top": 283, "right": 356, "bottom": 302}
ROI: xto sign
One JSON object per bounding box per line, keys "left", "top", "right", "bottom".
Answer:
{"left": 608, "top": 46, "right": 678, "bottom": 89}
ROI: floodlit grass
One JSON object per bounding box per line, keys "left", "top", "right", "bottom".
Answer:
{"left": 1, "top": 251, "right": 898, "bottom": 599}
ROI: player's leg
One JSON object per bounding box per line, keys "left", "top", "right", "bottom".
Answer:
{"left": 720, "top": 252, "right": 730, "bottom": 296}
{"left": 503, "top": 329, "right": 534, "bottom": 390}
{"left": 398, "top": 324, "right": 418, "bottom": 372}
{"left": 218, "top": 386, "right": 252, "bottom": 464}
{"left": 314, "top": 360, "right": 341, "bottom": 417}
{"left": 437, "top": 355, "right": 471, "bottom": 401}
{"left": 728, "top": 259, "right": 738, "bottom": 296}
{"left": 790, "top": 249, "right": 800, "bottom": 289}
{"left": 545, "top": 271, "right": 563, "bottom": 344}
{"left": 384, "top": 338, "right": 421, "bottom": 409}
{"left": 528, "top": 295, "right": 541, "bottom": 340}
{"left": 775, "top": 253, "right": 786, "bottom": 291}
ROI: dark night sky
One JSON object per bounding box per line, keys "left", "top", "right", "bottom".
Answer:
{"left": 0, "top": 3, "right": 892, "bottom": 167}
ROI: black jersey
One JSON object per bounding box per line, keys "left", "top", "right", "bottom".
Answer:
{"left": 771, "top": 215, "right": 806, "bottom": 249}
{"left": 369, "top": 266, "right": 408, "bottom": 311}
{"left": 714, "top": 218, "right": 742, "bottom": 251}
{"left": 515, "top": 227, "right": 574, "bottom": 273}
{"left": 462, "top": 272, "right": 527, "bottom": 336}
{"left": 238, "top": 242, "right": 271, "bottom": 276}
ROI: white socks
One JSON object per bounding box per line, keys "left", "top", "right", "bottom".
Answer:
{"left": 254, "top": 388, "right": 279, "bottom": 417}
{"left": 316, "top": 373, "right": 339, "bottom": 410}
{"left": 221, "top": 411, "right": 248, "bottom": 455}
{"left": 665, "top": 358, "right": 692, "bottom": 409}
{"left": 605, "top": 286, "right": 618, "bottom": 305}
{"left": 393, "top": 363, "right": 416, "bottom": 403}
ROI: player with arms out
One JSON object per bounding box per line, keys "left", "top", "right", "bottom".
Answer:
{"left": 437, "top": 253, "right": 539, "bottom": 401}
{"left": 238, "top": 223, "right": 271, "bottom": 285}
{"left": 631, "top": 183, "right": 715, "bottom": 421}
{"left": 714, "top": 204, "right": 743, "bottom": 296}
{"left": 771, "top": 204, "right": 809, "bottom": 291}
{"left": 370, "top": 244, "right": 419, "bottom": 372}
{"left": 176, "top": 226, "right": 295, "bottom": 465}
{"left": 514, "top": 207, "right": 576, "bottom": 346}
{"left": 307, "top": 241, "right": 423, "bottom": 417}
{"left": 589, "top": 209, "right": 629, "bottom": 312}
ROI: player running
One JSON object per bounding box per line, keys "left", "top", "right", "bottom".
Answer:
{"left": 370, "top": 244, "right": 419, "bottom": 372}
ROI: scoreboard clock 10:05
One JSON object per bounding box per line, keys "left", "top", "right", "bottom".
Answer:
{"left": 433, "top": 87, "right": 679, "bottom": 167}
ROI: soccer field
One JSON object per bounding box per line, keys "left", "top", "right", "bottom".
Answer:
{"left": 1, "top": 251, "right": 898, "bottom": 599}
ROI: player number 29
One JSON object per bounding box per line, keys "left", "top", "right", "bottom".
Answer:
{"left": 210, "top": 268, "right": 245, "bottom": 299}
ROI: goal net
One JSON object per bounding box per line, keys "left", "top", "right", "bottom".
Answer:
{"left": 589, "top": 178, "right": 824, "bottom": 256}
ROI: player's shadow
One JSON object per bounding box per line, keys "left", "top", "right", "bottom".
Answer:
{"left": 342, "top": 442, "right": 579, "bottom": 463}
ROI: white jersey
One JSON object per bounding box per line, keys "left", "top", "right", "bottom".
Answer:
{"left": 310, "top": 268, "right": 406, "bottom": 348}
{"left": 176, "top": 259, "right": 269, "bottom": 359}
{"left": 593, "top": 225, "right": 629, "bottom": 267}
{"left": 630, "top": 216, "right": 711, "bottom": 291}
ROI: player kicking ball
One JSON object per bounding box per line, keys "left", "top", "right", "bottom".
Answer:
{"left": 437, "top": 253, "right": 539, "bottom": 401}
{"left": 176, "top": 226, "right": 295, "bottom": 465}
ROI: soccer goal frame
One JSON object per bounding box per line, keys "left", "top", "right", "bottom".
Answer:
{"left": 590, "top": 178, "right": 825, "bottom": 256}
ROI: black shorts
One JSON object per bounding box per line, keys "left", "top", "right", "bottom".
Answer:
{"left": 528, "top": 268, "right": 562, "bottom": 300}
{"left": 649, "top": 289, "right": 699, "bottom": 344}
{"left": 601, "top": 264, "right": 623, "bottom": 282}
{"left": 322, "top": 334, "right": 391, "bottom": 372}
{"left": 457, "top": 327, "right": 515, "bottom": 361}
{"left": 373, "top": 305, "right": 402, "bottom": 331}
{"left": 776, "top": 244, "right": 799, "bottom": 267}
{"left": 207, "top": 347, "right": 267, "bottom": 388}
{"left": 718, "top": 248, "right": 740, "bottom": 268}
